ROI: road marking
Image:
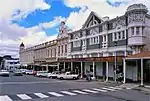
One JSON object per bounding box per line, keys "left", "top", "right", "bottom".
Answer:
{"left": 109, "top": 87, "right": 122, "bottom": 90}
{"left": 92, "top": 88, "right": 107, "bottom": 92}
{"left": 72, "top": 90, "right": 88, "bottom": 94}
{"left": 17, "top": 94, "right": 32, "bottom": 100}
{"left": 48, "top": 92, "right": 64, "bottom": 97}
{"left": 101, "top": 87, "right": 116, "bottom": 91}
{"left": 34, "top": 93, "right": 49, "bottom": 98}
{"left": 0, "top": 95, "right": 12, "bottom": 101}
{"left": 61, "top": 91, "right": 77, "bottom": 96}
{"left": 82, "top": 89, "right": 99, "bottom": 93}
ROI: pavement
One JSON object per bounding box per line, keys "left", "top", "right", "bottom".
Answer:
{"left": 0, "top": 74, "right": 150, "bottom": 101}
{"left": 133, "top": 85, "right": 150, "bottom": 95}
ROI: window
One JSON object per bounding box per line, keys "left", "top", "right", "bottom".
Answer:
{"left": 61, "top": 46, "right": 63, "bottom": 54}
{"left": 122, "top": 31, "right": 125, "bottom": 39}
{"left": 136, "top": 27, "right": 140, "bottom": 35}
{"left": 65, "top": 44, "right": 67, "bottom": 53}
{"left": 118, "top": 32, "right": 121, "bottom": 39}
{"left": 94, "top": 37, "right": 95, "bottom": 43}
{"left": 58, "top": 46, "right": 60, "bottom": 55}
{"left": 131, "top": 27, "right": 134, "bottom": 35}
{"left": 114, "top": 33, "right": 117, "bottom": 40}
{"left": 103, "top": 35, "right": 106, "bottom": 42}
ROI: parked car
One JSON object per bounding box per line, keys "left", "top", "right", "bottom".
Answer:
{"left": 25, "top": 70, "right": 33, "bottom": 75}
{"left": 13, "top": 70, "right": 23, "bottom": 76}
{"left": 57, "top": 72, "right": 79, "bottom": 80}
{"left": 0, "top": 70, "right": 9, "bottom": 77}
{"left": 20, "top": 69, "right": 27, "bottom": 74}
{"left": 47, "top": 71, "right": 60, "bottom": 79}
{"left": 36, "top": 71, "right": 49, "bottom": 77}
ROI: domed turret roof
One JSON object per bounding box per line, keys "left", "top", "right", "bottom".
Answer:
{"left": 126, "top": 3, "right": 148, "bottom": 13}
{"left": 20, "top": 42, "right": 24, "bottom": 47}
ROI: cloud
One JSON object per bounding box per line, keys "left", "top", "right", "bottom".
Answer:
{"left": 0, "top": 0, "right": 50, "bottom": 20}
{"left": 0, "top": 0, "right": 61, "bottom": 58}
{"left": 39, "top": 16, "right": 66, "bottom": 29}
{"left": 64, "top": 0, "right": 150, "bottom": 31}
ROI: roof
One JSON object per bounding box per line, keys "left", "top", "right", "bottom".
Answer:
{"left": 126, "top": 51, "right": 150, "bottom": 59}
{"left": 20, "top": 42, "right": 24, "bottom": 47}
{"left": 82, "top": 11, "right": 103, "bottom": 29}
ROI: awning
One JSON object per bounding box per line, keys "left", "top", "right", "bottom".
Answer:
{"left": 58, "top": 56, "right": 124, "bottom": 62}
{"left": 125, "top": 51, "right": 150, "bottom": 60}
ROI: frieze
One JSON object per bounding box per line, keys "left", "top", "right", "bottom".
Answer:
{"left": 128, "top": 14, "right": 145, "bottom": 24}
{"left": 113, "top": 17, "right": 126, "bottom": 28}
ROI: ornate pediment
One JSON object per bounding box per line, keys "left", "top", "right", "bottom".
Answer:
{"left": 82, "top": 11, "right": 103, "bottom": 29}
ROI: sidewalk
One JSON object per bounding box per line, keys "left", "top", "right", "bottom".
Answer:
{"left": 134, "top": 85, "right": 150, "bottom": 95}
{"left": 76, "top": 78, "right": 122, "bottom": 86}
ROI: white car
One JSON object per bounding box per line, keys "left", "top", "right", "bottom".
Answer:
{"left": 57, "top": 72, "right": 79, "bottom": 80}
{"left": 47, "top": 71, "right": 60, "bottom": 79}
{"left": 36, "top": 71, "right": 49, "bottom": 77}
{"left": 25, "top": 70, "right": 33, "bottom": 75}
{"left": 20, "top": 69, "right": 27, "bottom": 74}
{"left": 0, "top": 70, "right": 9, "bottom": 76}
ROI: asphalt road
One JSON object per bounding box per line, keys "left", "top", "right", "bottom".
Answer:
{"left": 0, "top": 74, "right": 149, "bottom": 101}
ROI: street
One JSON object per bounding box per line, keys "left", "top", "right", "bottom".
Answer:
{"left": 0, "top": 74, "right": 149, "bottom": 101}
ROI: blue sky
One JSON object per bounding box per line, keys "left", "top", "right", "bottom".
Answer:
{"left": 13, "top": 0, "right": 80, "bottom": 36}
{"left": 13, "top": 0, "right": 125, "bottom": 36}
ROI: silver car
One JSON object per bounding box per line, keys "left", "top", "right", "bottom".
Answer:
{"left": 0, "top": 70, "right": 9, "bottom": 77}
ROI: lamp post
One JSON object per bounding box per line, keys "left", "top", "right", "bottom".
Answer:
{"left": 114, "top": 41, "right": 117, "bottom": 82}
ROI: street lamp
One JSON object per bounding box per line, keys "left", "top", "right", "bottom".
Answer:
{"left": 114, "top": 41, "right": 117, "bottom": 82}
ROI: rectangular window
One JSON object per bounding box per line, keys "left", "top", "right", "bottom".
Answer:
{"left": 114, "top": 33, "right": 117, "bottom": 40}
{"left": 103, "top": 35, "right": 106, "bottom": 42}
{"left": 94, "top": 37, "right": 95, "bottom": 44}
{"left": 118, "top": 32, "right": 121, "bottom": 39}
{"left": 131, "top": 27, "right": 134, "bottom": 35}
{"left": 65, "top": 44, "right": 67, "bottom": 53}
{"left": 122, "top": 31, "right": 125, "bottom": 39}
{"left": 61, "top": 45, "right": 63, "bottom": 54}
{"left": 136, "top": 27, "right": 140, "bottom": 35}
{"left": 58, "top": 46, "right": 60, "bottom": 55}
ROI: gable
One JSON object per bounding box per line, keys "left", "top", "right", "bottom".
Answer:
{"left": 82, "top": 11, "right": 103, "bottom": 29}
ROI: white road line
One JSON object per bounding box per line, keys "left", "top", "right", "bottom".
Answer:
{"left": 101, "top": 87, "right": 116, "bottom": 91}
{"left": 17, "top": 94, "right": 32, "bottom": 100}
{"left": 48, "top": 92, "right": 64, "bottom": 97}
{"left": 109, "top": 87, "right": 122, "bottom": 90}
{"left": 0, "top": 95, "right": 12, "bottom": 101}
{"left": 82, "top": 89, "right": 99, "bottom": 93}
{"left": 92, "top": 88, "right": 107, "bottom": 92}
{"left": 72, "top": 90, "right": 88, "bottom": 94}
{"left": 60, "top": 91, "right": 77, "bottom": 96}
{"left": 34, "top": 93, "right": 49, "bottom": 98}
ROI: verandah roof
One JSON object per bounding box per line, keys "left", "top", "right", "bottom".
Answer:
{"left": 126, "top": 51, "right": 150, "bottom": 60}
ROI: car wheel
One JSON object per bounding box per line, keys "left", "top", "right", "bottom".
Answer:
{"left": 73, "top": 77, "right": 76, "bottom": 80}
{"left": 60, "top": 77, "right": 63, "bottom": 80}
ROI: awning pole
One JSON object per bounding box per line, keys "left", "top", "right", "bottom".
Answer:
{"left": 123, "top": 58, "right": 126, "bottom": 84}
{"left": 141, "top": 58, "right": 144, "bottom": 86}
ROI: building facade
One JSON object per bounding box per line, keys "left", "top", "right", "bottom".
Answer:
{"left": 19, "top": 21, "right": 69, "bottom": 72}
{"left": 19, "top": 4, "right": 150, "bottom": 82}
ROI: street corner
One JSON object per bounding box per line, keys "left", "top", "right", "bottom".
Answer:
{"left": 133, "top": 85, "right": 150, "bottom": 95}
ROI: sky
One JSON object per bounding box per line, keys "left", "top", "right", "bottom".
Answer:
{"left": 0, "top": 0, "right": 150, "bottom": 58}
